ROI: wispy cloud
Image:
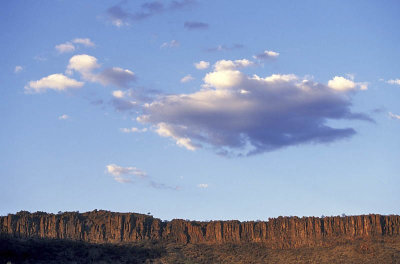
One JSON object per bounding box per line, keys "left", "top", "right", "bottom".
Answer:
{"left": 389, "top": 112, "right": 400, "bottom": 120}
{"left": 106, "top": 164, "right": 178, "bottom": 190}
{"left": 160, "top": 40, "right": 180, "bottom": 49}
{"left": 205, "top": 44, "right": 243, "bottom": 52}
{"left": 72, "top": 38, "right": 95, "bottom": 47}
{"left": 58, "top": 114, "right": 69, "bottom": 120}
{"left": 106, "top": 0, "right": 196, "bottom": 27}
{"left": 138, "top": 58, "right": 371, "bottom": 156}
{"left": 184, "top": 21, "right": 209, "bottom": 30}
{"left": 55, "top": 42, "right": 75, "bottom": 53}
{"left": 14, "top": 66, "right": 23, "bottom": 73}
{"left": 120, "top": 127, "right": 147, "bottom": 133}
{"left": 180, "top": 74, "right": 194, "bottom": 83}
{"left": 387, "top": 79, "right": 400, "bottom": 86}
{"left": 55, "top": 38, "right": 95, "bottom": 54}
{"left": 253, "top": 50, "right": 279, "bottom": 60}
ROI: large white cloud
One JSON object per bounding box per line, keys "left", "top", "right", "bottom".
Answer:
{"left": 24, "top": 74, "right": 84, "bottom": 93}
{"left": 138, "top": 59, "right": 371, "bottom": 155}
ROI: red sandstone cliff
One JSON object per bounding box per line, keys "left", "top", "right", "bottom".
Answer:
{"left": 1, "top": 211, "right": 399, "bottom": 248}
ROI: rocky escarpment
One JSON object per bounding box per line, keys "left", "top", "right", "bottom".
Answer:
{"left": 1, "top": 211, "right": 399, "bottom": 248}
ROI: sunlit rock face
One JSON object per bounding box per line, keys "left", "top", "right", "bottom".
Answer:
{"left": 1, "top": 211, "right": 399, "bottom": 248}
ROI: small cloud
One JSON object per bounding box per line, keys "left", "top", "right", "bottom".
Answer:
{"left": 154, "top": 122, "right": 198, "bottom": 151}
{"left": 253, "top": 50, "right": 279, "bottom": 60}
{"left": 67, "top": 54, "right": 135, "bottom": 88}
{"left": 387, "top": 79, "right": 400, "bottom": 86}
{"left": 112, "top": 90, "right": 125, "bottom": 98}
{"left": 106, "top": 163, "right": 178, "bottom": 189}
{"left": 120, "top": 127, "right": 147, "bottom": 133}
{"left": 111, "top": 98, "right": 138, "bottom": 111}
{"left": 106, "top": 164, "right": 147, "bottom": 183}
{"left": 180, "top": 74, "right": 194, "bottom": 83}
{"left": 197, "top": 183, "right": 208, "bottom": 188}
{"left": 194, "top": 60, "right": 210, "bottom": 70}
{"left": 56, "top": 38, "right": 95, "bottom": 54}
{"left": 33, "top": 55, "right": 47, "bottom": 61}
{"left": 328, "top": 76, "right": 367, "bottom": 91}
{"left": 184, "top": 21, "right": 209, "bottom": 30}
{"left": 58, "top": 114, "right": 69, "bottom": 120}
{"left": 389, "top": 112, "right": 400, "bottom": 120}
{"left": 160, "top": 39, "right": 180, "bottom": 49}
{"left": 205, "top": 44, "right": 243, "bottom": 52}
{"left": 97, "top": 67, "right": 136, "bottom": 88}
{"left": 106, "top": 1, "right": 196, "bottom": 27}
{"left": 14, "top": 66, "right": 23, "bottom": 73}
{"left": 25, "top": 73, "right": 84, "bottom": 93}
{"left": 55, "top": 42, "right": 75, "bottom": 53}
{"left": 66, "top": 54, "right": 100, "bottom": 79}
{"left": 72, "top": 38, "right": 95, "bottom": 47}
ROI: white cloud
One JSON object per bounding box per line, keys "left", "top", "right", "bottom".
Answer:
{"left": 66, "top": 54, "right": 100, "bottom": 80}
{"left": 58, "top": 114, "right": 69, "bottom": 120}
{"left": 197, "top": 183, "right": 208, "bottom": 188}
{"left": 138, "top": 60, "right": 371, "bottom": 155}
{"left": 24, "top": 74, "right": 84, "bottom": 93}
{"left": 120, "top": 127, "right": 147, "bottom": 133}
{"left": 194, "top": 61, "right": 210, "bottom": 70}
{"left": 214, "top": 59, "right": 254, "bottom": 71}
{"left": 56, "top": 38, "right": 95, "bottom": 54}
{"left": 253, "top": 50, "right": 279, "bottom": 60}
{"left": 387, "top": 79, "right": 400, "bottom": 86}
{"left": 160, "top": 40, "right": 180, "bottom": 48}
{"left": 72, "top": 38, "right": 95, "bottom": 47}
{"left": 106, "top": 163, "right": 178, "bottom": 189}
{"left": 106, "top": 164, "right": 147, "bottom": 183}
{"left": 154, "top": 122, "right": 197, "bottom": 151}
{"left": 55, "top": 42, "right": 76, "bottom": 53}
{"left": 67, "top": 55, "right": 135, "bottom": 88}
{"left": 112, "top": 90, "right": 125, "bottom": 98}
{"left": 14, "top": 66, "right": 23, "bottom": 73}
{"left": 389, "top": 112, "right": 400, "bottom": 120}
{"left": 328, "top": 76, "right": 367, "bottom": 91}
{"left": 180, "top": 74, "right": 194, "bottom": 83}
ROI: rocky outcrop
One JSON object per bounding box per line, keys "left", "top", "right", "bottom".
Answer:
{"left": 1, "top": 211, "right": 399, "bottom": 248}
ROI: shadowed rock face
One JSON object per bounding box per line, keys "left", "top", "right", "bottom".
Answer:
{"left": 1, "top": 211, "right": 399, "bottom": 248}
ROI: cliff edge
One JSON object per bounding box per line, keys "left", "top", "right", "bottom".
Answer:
{"left": 1, "top": 211, "right": 399, "bottom": 248}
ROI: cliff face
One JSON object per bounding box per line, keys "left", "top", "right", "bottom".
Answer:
{"left": 1, "top": 211, "right": 399, "bottom": 248}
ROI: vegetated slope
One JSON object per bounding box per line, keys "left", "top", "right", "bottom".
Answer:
{"left": 1, "top": 235, "right": 400, "bottom": 263}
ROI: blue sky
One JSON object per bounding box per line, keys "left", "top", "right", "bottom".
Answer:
{"left": 1, "top": 0, "right": 399, "bottom": 221}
